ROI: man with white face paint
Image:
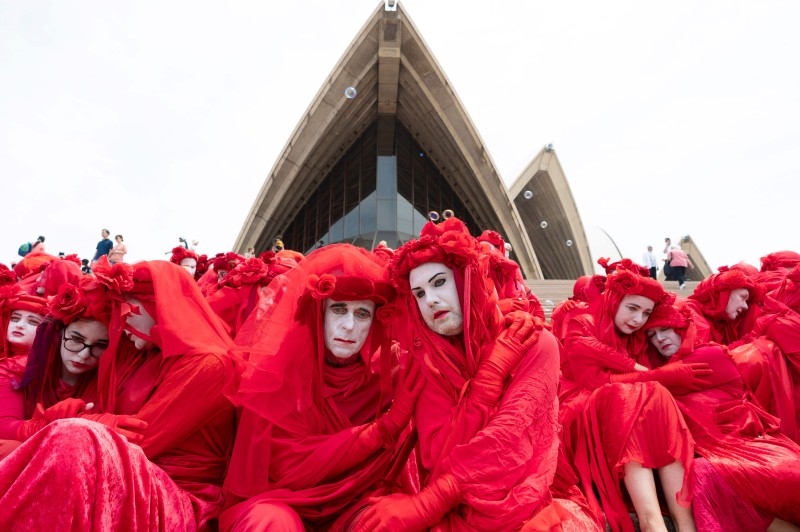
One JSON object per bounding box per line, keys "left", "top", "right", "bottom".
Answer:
{"left": 220, "top": 244, "right": 423, "bottom": 531}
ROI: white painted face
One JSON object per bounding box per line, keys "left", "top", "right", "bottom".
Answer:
{"left": 125, "top": 297, "right": 156, "bottom": 350}
{"left": 647, "top": 327, "right": 682, "bottom": 357}
{"left": 323, "top": 299, "right": 375, "bottom": 361}
{"left": 725, "top": 288, "right": 750, "bottom": 321}
{"left": 60, "top": 319, "right": 107, "bottom": 385}
{"left": 408, "top": 262, "right": 464, "bottom": 337}
{"left": 614, "top": 294, "right": 655, "bottom": 334}
{"left": 6, "top": 310, "right": 44, "bottom": 347}
{"left": 179, "top": 257, "right": 197, "bottom": 277}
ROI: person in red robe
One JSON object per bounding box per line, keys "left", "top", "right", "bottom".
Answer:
{"left": 560, "top": 262, "right": 704, "bottom": 532}
{"left": 355, "top": 216, "right": 600, "bottom": 531}
{"left": 477, "top": 229, "right": 545, "bottom": 319}
{"left": 643, "top": 302, "right": 800, "bottom": 531}
{"left": 683, "top": 268, "right": 800, "bottom": 442}
{"left": 170, "top": 245, "right": 200, "bottom": 279}
{"left": 220, "top": 243, "right": 420, "bottom": 531}
{"left": 206, "top": 252, "right": 298, "bottom": 339}
{"left": 0, "top": 258, "right": 237, "bottom": 530}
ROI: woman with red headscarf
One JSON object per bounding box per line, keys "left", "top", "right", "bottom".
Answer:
{"left": 684, "top": 269, "right": 800, "bottom": 442}
{"left": 355, "top": 217, "right": 600, "bottom": 531}
{"left": 560, "top": 262, "right": 706, "bottom": 532}
{"left": 643, "top": 302, "right": 800, "bottom": 530}
{"left": 220, "top": 244, "right": 420, "bottom": 531}
{"left": 0, "top": 258, "right": 237, "bottom": 530}
{"left": 0, "top": 277, "right": 116, "bottom": 458}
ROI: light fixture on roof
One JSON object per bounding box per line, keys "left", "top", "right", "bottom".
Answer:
{"left": 344, "top": 86, "right": 357, "bottom": 99}
{"left": 544, "top": 142, "right": 554, "bottom": 151}
{"left": 384, "top": 0, "right": 397, "bottom": 11}
{"left": 523, "top": 190, "right": 534, "bottom": 199}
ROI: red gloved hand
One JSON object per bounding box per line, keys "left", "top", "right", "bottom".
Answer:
{"left": 354, "top": 474, "right": 460, "bottom": 532}
{"left": 80, "top": 412, "right": 149, "bottom": 444}
{"left": 378, "top": 359, "right": 425, "bottom": 440}
{"left": 650, "top": 362, "right": 713, "bottom": 395}
{"left": 497, "top": 297, "right": 529, "bottom": 315}
{"left": 15, "top": 399, "right": 94, "bottom": 441}
{"left": 470, "top": 311, "right": 543, "bottom": 405}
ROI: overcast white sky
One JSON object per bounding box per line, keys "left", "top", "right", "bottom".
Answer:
{"left": 2, "top": 1, "right": 798, "bottom": 273}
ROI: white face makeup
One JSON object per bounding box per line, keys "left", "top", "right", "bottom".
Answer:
{"left": 647, "top": 326, "right": 682, "bottom": 357}
{"left": 179, "top": 257, "right": 197, "bottom": 277}
{"left": 125, "top": 297, "right": 156, "bottom": 350}
{"left": 6, "top": 310, "right": 44, "bottom": 347}
{"left": 408, "top": 262, "right": 464, "bottom": 337}
{"left": 60, "top": 319, "right": 107, "bottom": 385}
{"left": 323, "top": 299, "right": 375, "bottom": 361}
{"left": 725, "top": 288, "right": 750, "bottom": 321}
{"left": 614, "top": 294, "right": 655, "bottom": 334}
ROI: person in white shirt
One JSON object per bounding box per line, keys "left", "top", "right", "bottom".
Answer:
{"left": 643, "top": 245, "right": 658, "bottom": 279}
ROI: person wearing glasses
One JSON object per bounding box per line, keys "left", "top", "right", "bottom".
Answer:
{"left": 0, "top": 274, "right": 127, "bottom": 459}
{"left": 0, "top": 258, "right": 236, "bottom": 530}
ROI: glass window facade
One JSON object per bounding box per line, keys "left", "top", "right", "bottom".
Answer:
{"left": 281, "top": 121, "right": 481, "bottom": 254}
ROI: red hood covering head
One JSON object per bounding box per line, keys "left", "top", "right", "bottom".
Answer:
{"left": 169, "top": 246, "right": 198, "bottom": 265}
{"left": 15, "top": 256, "right": 83, "bottom": 298}
{"left": 13, "top": 250, "right": 57, "bottom": 281}
{"left": 760, "top": 250, "right": 800, "bottom": 272}
{"left": 598, "top": 256, "right": 651, "bottom": 277}
{"left": 211, "top": 252, "right": 244, "bottom": 273}
{"left": 572, "top": 274, "right": 606, "bottom": 303}
{"left": 389, "top": 216, "right": 502, "bottom": 390}
{"left": 18, "top": 272, "right": 119, "bottom": 415}
{"left": 588, "top": 262, "right": 669, "bottom": 355}
{"left": 231, "top": 243, "right": 396, "bottom": 434}
{"left": 476, "top": 229, "right": 505, "bottom": 250}
{"left": 97, "top": 258, "right": 233, "bottom": 412}
{"left": 688, "top": 268, "right": 764, "bottom": 323}
{"left": 642, "top": 297, "right": 698, "bottom": 364}
{"left": 0, "top": 284, "right": 48, "bottom": 357}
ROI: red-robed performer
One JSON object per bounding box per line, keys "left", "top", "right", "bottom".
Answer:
{"left": 644, "top": 302, "right": 800, "bottom": 531}
{"left": 206, "top": 252, "right": 297, "bottom": 339}
{"left": 560, "top": 262, "right": 706, "bottom": 532}
{"left": 0, "top": 258, "right": 237, "bottom": 530}
{"left": 683, "top": 268, "right": 800, "bottom": 442}
{"left": 476, "top": 229, "right": 545, "bottom": 319}
{"left": 355, "top": 216, "right": 600, "bottom": 531}
{"left": 220, "top": 243, "right": 421, "bottom": 531}
{"left": 0, "top": 281, "right": 109, "bottom": 458}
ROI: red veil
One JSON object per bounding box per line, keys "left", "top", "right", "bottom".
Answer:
{"left": 223, "top": 244, "right": 412, "bottom": 526}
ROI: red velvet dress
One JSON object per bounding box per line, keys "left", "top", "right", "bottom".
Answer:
{"left": 642, "top": 344, "right": 800, "bottom": 528}
{"left": 560, "top": 313, "right": 694, "bottom": 532}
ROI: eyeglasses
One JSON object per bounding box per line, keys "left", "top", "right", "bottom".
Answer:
{"left": 62, "top": 329, "right": 109, "bottom": 359}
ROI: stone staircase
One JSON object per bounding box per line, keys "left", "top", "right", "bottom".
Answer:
{"left": 527, "top": 280, "right": 699, "bottom": 320}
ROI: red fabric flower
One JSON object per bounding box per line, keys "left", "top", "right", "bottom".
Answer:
{"left": 222, "top": 257, "right": 269, "bottom": 288}
{"left": 0, "top": 269, "right": 16, "bottom": 287}
{"left": 307, "top": 273, "right": 336, "bottom": 299}
{"left": 91, "top": 256, "right": 134, "bottom": 295}
{"left": 48, "top": 284, "right": 87, "bottom": 324}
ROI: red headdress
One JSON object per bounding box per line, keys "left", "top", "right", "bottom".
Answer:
{"left": 212, "top": 252, "right": 244, "bottom": 273}
{"left": 760, "top": 251, "right": 800, "bottom": 273}
{"left": 476, "top": 229, "right": 505, "bottom": 250}
{"left": 0, "top": 285, "right": 49, "bottom": 358}
{"left": 598, "top": 256, "right": 651, "bottom": 277}
{"left": 642, "top": 296, "right": 698, "bottom": 365}
{"left": 688, "top": 269, "right": 764, "bottom": 321}
{"left": 587, "top": 263, "right": 669, "bottom": 356}
{"left": 389, "top": 216, "right": 502, "bottom": 393}
{"left": 169, "top": 246, "right": 198, "bottom": 266}
{"left": 232, "top": 243, "right": 396, "bottom": 434}
{"left": 12, "top": 250, "right": 57, "bottom": 280}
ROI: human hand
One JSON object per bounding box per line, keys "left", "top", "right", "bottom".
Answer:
{"left": 651, "top": 362, "right": 713, "bottom": 395}
{"left": 497, "top": 297, "right": 528, "bottom": 315}
{"left": 41, "top": 398, "right": 93, "bottom": 423}
{"left": 80, "top": 412, "right": 149, "bottom": 444}
{"left": 354, "top": 475, "right": 459, "bottom": 532}
{"left": 378, "top": 359, "right": 424, "bottom": 439}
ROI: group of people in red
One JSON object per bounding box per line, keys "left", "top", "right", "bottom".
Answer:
{"left": 0, "top": 218, "right": 798, "bottom": 531}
